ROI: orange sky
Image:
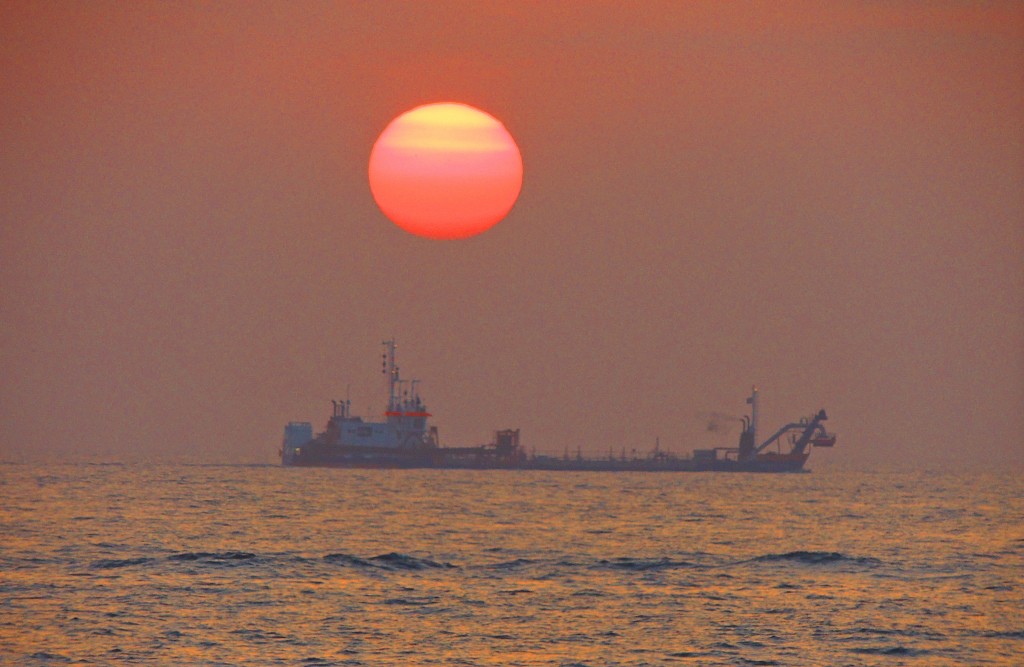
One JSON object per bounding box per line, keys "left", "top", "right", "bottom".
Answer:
{"left": 2, "top": 2, "right": 1022, "bottom": 469}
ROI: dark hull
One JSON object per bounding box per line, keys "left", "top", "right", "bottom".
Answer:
{"left": 285, "top": 447, "right": 808, "bottom": 473}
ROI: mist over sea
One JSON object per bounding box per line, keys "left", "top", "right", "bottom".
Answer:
{"left": 2, "top": 464, "right": 1020, "bottom": 666}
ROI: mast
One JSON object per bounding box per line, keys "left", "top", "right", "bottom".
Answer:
{"left": 382, "top": 339, "right": 399, "bottom": 413}
{"left": 746, "top": 386, "right": 759, "bottom": 450}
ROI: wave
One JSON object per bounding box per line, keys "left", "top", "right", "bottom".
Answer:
{"left": 750, "top": 550, "right": 881, "bottom": 566}
{"left": 851, "top": 626, "right": 947, "bottom": 640}
{"left": 487, "top": 558, "right": 537, "bottom": 569}
{"left": 372, "top": 552, "right": 455, "bottom": 570}
{"left": 91, "top": 552, "right": 265, "bottom": 570}
{"left": 87, "top": 549, "right": 457, "bottom": 572}
{"left": 595, "top": 557, "right": 698, "bottom": 571}
{"left": 90, "top": 557, "right": 155, "bottom": 569}
{"left": 29, "top": 652, "right": 72, "bottom": 663}
{"left": 323, "top": 553, "right": 375, "bottom": 568}
{"left": 850, "top": 646, "right": 928, "bottom": 656}
{"left": 86, "top": 548, "right": 892, "bottom": 575}
{"left": 169, "top": 551, "right": 259, "bottom": 564}
{"left": 380, "top": 595, "right": 440, "bottom": 606}
{"left": 667, "top": 651, "right": 712, "bottom": 658}
{"left": 323, "top": 551, "right": 455, "bottom": 570}
{"left": 981, "top": 630, "right": 1024, "bottom": 639}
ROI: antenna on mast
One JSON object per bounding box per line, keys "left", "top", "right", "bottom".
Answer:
{"left": 382, "top": 339, "right": 399, "bottom": 412}
{"left": 746, "top": 386, "right": 759, "bottom": 448}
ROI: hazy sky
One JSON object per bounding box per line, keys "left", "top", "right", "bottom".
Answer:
{"left": 3, "top": 2, "right": 1022, "bottom": 469}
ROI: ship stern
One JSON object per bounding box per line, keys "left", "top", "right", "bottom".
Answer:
{"left": 281, "top": 422, "right": 313, "bottom": 466}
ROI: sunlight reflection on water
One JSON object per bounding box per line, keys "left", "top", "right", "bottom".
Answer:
{"left": 1, "top": 465, "right": 1021, "bottom": 665}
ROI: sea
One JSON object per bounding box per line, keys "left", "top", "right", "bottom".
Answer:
{"left": 1, "top": 464, "right": 1021, "bottom": 666}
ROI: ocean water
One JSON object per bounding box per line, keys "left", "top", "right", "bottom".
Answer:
{"left": 1, "top": 465, "right": 1021, "bottom": 666}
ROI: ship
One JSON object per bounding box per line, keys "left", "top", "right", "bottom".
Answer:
{"left": 280, "top": 340, "right": 836, "bottom": 472}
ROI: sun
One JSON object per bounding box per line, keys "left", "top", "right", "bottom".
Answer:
{"left": 368, "top": 102, "right": 523, "bottom": 240}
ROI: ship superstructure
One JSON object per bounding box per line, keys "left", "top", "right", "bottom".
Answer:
{"left": 281, "top": 342, "right": 836, "bottom": 472}
{"left": 281, "top": 340, "right": 438, "bottom": 467}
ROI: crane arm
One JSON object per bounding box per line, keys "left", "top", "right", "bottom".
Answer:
{"left": 754, "top": 409, "right": 829, "bottom": 455}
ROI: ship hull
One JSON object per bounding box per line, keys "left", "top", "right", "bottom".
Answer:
{"left": 284, "top": 447, "right": 808, "bottom": 473}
